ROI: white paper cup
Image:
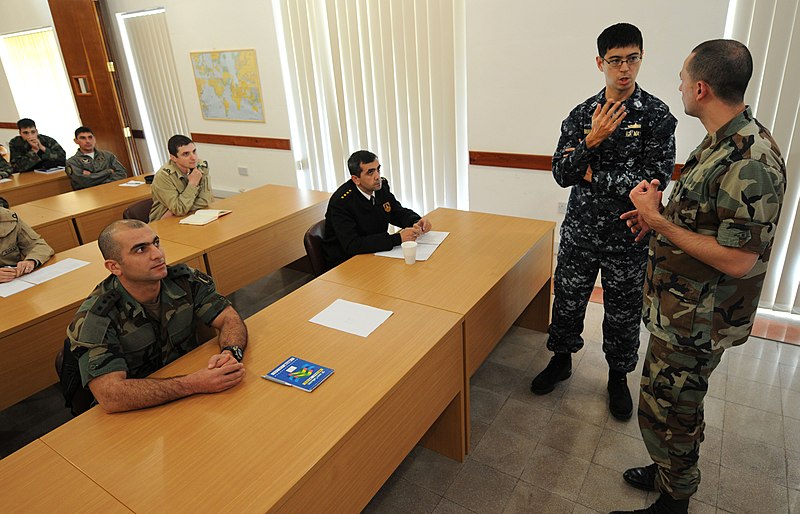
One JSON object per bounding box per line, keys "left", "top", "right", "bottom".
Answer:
{"left": 401, "top": 241, "right": 417, "bottom": 264}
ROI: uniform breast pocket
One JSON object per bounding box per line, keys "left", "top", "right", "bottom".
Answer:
{"left": 119, "top": 324, "right": 158, "bottom": 356}
{"left": 651, "top": 266, "right": 703, "bottom": 339}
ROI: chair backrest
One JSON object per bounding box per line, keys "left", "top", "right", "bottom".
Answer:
{"left": 123, "top": 198, "right": 154, "bottom": 222}
{"left": 55, "top": 340, "right": 94, "bottom": 416}
{"left": 303, "top": 219, "right": 328, "bottom": 277}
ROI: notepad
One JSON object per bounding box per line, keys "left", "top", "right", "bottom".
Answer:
{"left": 34, "top": 166, "right": 65, "bottom": 174}
{"left": 179, "top": 209, "right": 232, "bottom": 225}
{"left": 262, "top": 356, "right": 334, "bottom": 392}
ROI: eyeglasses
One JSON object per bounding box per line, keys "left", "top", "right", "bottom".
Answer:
{"left": 603, "top": 55, "right": 642, "bottom": 68}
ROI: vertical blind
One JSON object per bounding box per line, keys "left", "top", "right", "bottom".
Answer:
{"left": 273, "top": 0, "right": 465, "bottom": 215}
{"left": 118, "top": 10, "right": 189, "bottom": 169}
{"left": 729, "top": 0, "right": 800, "bottom": 313}
{"left": 0, "top": 27, "right": 80, "bottom": 152}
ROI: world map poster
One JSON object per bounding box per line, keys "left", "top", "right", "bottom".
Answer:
{"left": 190, "top": 49, "right": 265, "bottom": 122}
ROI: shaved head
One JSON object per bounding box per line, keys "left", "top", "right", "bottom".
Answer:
{"left": 98, "top": 219, "right": 149, "bottom": 261}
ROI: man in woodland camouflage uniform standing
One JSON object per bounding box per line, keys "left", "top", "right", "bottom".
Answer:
{"left": 612, "top": 40, "right": 786, "bottom": 514}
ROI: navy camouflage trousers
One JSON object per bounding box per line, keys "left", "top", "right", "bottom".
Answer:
{"left": 639, "top": 334, "right": 724, "bottom": 499}
{"left": 546, "top": 243, "right": 648, "bottom": 372}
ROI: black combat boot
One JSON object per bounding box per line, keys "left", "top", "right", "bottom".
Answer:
{"left": 609, "top": 494, "right": 689, "bottom": 514}
{"left": 530, "top": 353, "right": 571, "bottom": 394}
{"left": 622, "top": 463, "right": 658, "bottom": 491}
{"left": 608, "top": 369, "right": 632, "bottom": 420}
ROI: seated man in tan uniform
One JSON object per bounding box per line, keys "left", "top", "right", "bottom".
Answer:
{"left": 0, "top": 207, "right": 55, "bottom": 283}
{"left": 149, "top": 134, "right": 213, "bottom": 221}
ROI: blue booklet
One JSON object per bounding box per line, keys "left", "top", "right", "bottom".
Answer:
{"left": 262, "top": 356, "right": 334, "bottom": 392}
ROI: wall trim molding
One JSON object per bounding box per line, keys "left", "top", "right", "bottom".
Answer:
{"left": 0, "top": 122, "right": 18, "bottom": 130}
{"left": 469, "top": 150, "right": 683, "bottom": 180}
{"left": 190, "top": 132, "right": 292, "bottom": 151}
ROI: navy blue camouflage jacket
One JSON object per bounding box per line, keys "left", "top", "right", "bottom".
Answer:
{"left": 552, "top": 85, "right": 677, "bottom": 252}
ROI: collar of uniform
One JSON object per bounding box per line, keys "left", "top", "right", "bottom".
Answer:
{"left": 161, "top": 274, "right": 188, "bottom": 301}
{"left": 708, "top": 106, "right": 754, "bottom": 147}
{"left": 161, "top": 160, "right": 186, "bottom": 177}
{"left": 106, "top": 274, "right": 187, "bottom": 317}
{"left": 595, "top": 84, "right": 643, "bottom": 110}
{"left": 356, "top": 186, "right": 374, "bottom": 202}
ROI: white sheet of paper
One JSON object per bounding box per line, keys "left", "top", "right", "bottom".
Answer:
{"left": 119, "top": 180, "right": 145, "bottom": 187}
{"left": 0, "top": 178, "right": 11, "bottom": 184}
{"left": 415, "top": 231, "right": 449, "bottom": 245}
{"left": 24, "top": 258, "right": 90, "bottom": 285}
{"left": 0, "top": 279, "right": 35, "bottom": 297}
{"left": 309, "top": 298, "right": 393, "bottom": 337}
{"left": 374, "top": 244, "right": 438, "bottom": 261}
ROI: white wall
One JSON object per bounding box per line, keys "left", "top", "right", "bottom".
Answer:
{"left": 466, "top": 0, "right": 729, "bottom": 248}
{"left": 0, "top": 0, "right": 54, "bottom": 146}
{"left": 103, "top": 0, "right": 296, "bottom": 193}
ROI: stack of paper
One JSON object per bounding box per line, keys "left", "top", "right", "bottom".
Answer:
{"left": 119, "top": 180, "right": 146, "bottom": 187}
{"left": 0, "top": 258, "right": 90, "bottom": 297}
{"left": 374, "top": 230, "right": 450, "bottom": 261}
{"left": 179, "top": 209, "right": 232, "bottom": 226}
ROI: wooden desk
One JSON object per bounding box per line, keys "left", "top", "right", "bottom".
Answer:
{"left": 44, "top": 279, "right": 464, "bottom": 512}
{"left": 0, "top": 171, "right": 72, "bottom": 206}
{"left": 0, "top": 239, "right": 205, "bottom": 411}
{"left": 320, "top": 208, "right": 555, "bottom": 448}
{"left": 0, "top": 440, "right": 130, "bottom": 513}
{"left": 26, "top": 177, "right": 151, "bottom": 244}
{"left": 152, "top": 184, "right": 330, "bottom": 295}
{"left": 10, "top": 203, "right": 80, "bottom": 253}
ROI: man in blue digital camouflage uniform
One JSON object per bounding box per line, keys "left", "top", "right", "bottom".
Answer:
{"left": 612, "top": 40, "right": 785, "bottom": 514}
{"left": 530, "top": 23, "right": 677, "bottom": 420}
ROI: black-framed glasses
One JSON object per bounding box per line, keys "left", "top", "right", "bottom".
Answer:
{"left": 603, "top": 55, "right": 642, "bottom": 68}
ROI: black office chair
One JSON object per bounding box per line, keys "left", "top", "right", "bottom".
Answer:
{"left": 123, "top": 198, "right": 154, "bottom": 222}
{"left": 55, "top": 340, "right": 94, "bottom": 416}
{"left": 303, "top": 220, "right": 329, "bottom": 277}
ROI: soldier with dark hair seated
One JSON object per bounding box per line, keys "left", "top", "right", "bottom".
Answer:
{"left": 9, "top": 118, "right": 66, "bottom": 172}
{"left": 149, "top": 134, "right": 213, "bottom": 221}
{"left": 322, "top": 149, "right": 431, "bottom": 269}
{"left": 65, "top": 126, "right": 128, "bottom": 190}
{"left": 67, "top": 219, "right": 248, "bottom": 413}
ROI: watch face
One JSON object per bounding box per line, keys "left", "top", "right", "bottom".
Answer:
{"left": 225, "top": 346, "right": 244, "bottom": 362}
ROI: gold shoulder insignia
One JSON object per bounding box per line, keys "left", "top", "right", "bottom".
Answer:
{"left": 627, "top": 123, "right": 641, "bottom": 129}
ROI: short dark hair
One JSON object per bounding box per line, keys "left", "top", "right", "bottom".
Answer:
{"left": 98, "top": 219, "right": 148, "bottom": 261}
{"left": 597, "top": 23, "right": 643, "bottom": 57}
{"left": 168, "top": 134, "right": 193, "bottom": 157}
{"left": 74, "top": 126, "right": 93, "bottom": 138}
{"left": 688, "top": 39, "right": 752, "bottom": 105}
{"left": 17, "top": 118, "right": 35, "bottom": 130}
{"left": 347, "top": 150, "right": 378, "bottom": 177}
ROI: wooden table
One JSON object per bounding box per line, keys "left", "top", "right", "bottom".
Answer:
{"left": 10, "top": 203, "right": 79, "bottom": 253}
{"left": 0, "top": 440, "right": 130, "bottom": 513}
{"left": 0, "top": 239, "right": 205, "bottom": 411}
{"left": 43, "top": 279, "right": 465, "bottom": 512}
{"left": 0, "top": 171, "right": 72, "bottom": 206}
{"left": 320, "top": 208, "right": 555, "bottom": 448}
{"left": 25, "top": 176, "right": 151, "bottom": 244}
{"left": 151, "top": 184, "right": 330, "bottom": 295}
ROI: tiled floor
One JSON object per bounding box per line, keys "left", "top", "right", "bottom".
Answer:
{"left": 364, "top": 302, "right": 800, "bottom": 514}
{"left": 3, "top": 275, "right": 799, "bottom": 513}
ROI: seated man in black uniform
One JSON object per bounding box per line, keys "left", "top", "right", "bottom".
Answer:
{"left": 322, "top": 150, "right": 431, "bottom": 269}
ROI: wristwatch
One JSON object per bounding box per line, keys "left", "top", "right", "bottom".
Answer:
{"left": 221, "top": 345, "right": 244, "bottom": 362}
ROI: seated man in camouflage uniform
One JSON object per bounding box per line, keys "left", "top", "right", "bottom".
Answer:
{"left": 67, "top": 219, "right": 248, "bottom": 413}
{"left": 0, "top": 148, "right": 11, "bottom": 179}
{"left": 65, "top": 126, "right": 128, "bottom": 190}
{"left": 612, "top": 40, "right": 786, "bottom": 514}
{"left": 9, "top": 118, "right": 66, "bottom": 172}
{"left": 0, "top": 207, "right": 54, "bottom": 283}
{"left": 149, "top": 134, "right": 213, "bottom": 221}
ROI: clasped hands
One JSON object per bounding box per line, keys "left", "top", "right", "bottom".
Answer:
{"left": 0, "top": 259, "right": 36, "bottom": 283}
{"left": 399, "top": 217, "right": 432, "bottom": 242}
{"left": 621, "top": 179, "right": 663, "bottom": 242}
